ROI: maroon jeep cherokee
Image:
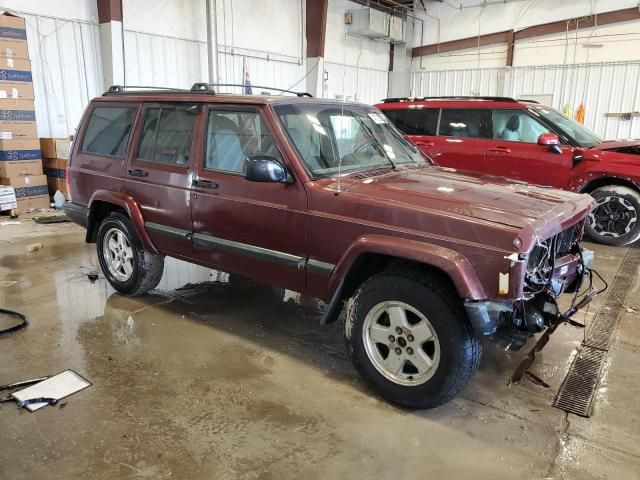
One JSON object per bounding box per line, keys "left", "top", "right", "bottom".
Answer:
{"left": 376, "top": 96, "right": 640, "bottom": 246}
{"left": 65, "top": 85, "right": 595, "bottom": 409}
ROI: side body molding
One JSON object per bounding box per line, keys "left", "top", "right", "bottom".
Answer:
{"left": 328, "top": 235, "right": 487, "bottom": 301}
{"left": 87, "top": 190, "right": 158, "bottom": 254}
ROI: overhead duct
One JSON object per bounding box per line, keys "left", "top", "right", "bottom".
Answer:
{"left": 345, "top": 8, "right": 406, "bottom": 43}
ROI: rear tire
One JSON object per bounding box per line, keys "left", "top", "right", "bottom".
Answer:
{"left": 344, "top": 271, "right": 481, "bottom": 409}
{"left": 586, "top": 186, "right": 640, "bottom": 246}
{"left": 97, "top": 212, "right": 165, "bottom": 295}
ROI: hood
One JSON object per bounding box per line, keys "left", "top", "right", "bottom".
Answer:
{"left": 591, "top": 139, "right": 640, "bottom": 154}
{"left": 344, "top": 166, "right": 591, "bottom": 232}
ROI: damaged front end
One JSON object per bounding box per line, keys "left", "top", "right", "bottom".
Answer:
{"left": 465, "top": 219, "right": 599, "bottom": 345}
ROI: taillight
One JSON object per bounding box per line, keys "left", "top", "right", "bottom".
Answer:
{"left": 65, "top": 166, "right": 72, "bottom": 201}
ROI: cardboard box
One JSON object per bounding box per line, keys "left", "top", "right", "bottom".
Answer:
{"left": 0, "top": 98, "right": 37, "bottom": 139}
{"left": 0, "top": 137, "right": 42, "bottom": 177}
{"left": 44, "top": 157, "right": 68, "bottom": 198}
{"left": 0, "top": 13, "right": 29, "bottom": 60}
{"left": 0, "top": 58, "right": 33, "bottom": 99}
{"left": 0, "top": 184, "right": 16, "bottom": 211}
{"left": 1, "top": 174, "right": 49, "bottom": 213}
{"left": 40, "top": 137, "right": 70, "bottom": 160}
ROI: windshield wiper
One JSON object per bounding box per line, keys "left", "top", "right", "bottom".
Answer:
{"left": 354, "top": 116, "right": 396, "bottom": 169}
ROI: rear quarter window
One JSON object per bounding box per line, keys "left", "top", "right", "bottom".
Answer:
{"left": 382, "top": 108, "right": 439, "bottom": 136}
{"left": 81, "top": 106, "right": 137, "bottom": 158}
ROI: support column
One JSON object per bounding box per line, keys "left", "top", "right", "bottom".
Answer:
{"left": 305, "top": 0, "right": 328, "bottom": 97}
{"left": 97, "top": 0, "right": 125, "bottom": 89}
{"left": 388, "top": 17, "right": 414, "bottom": 98}
{"left": 205, "top": 0, "right": 219, "bottom": 84}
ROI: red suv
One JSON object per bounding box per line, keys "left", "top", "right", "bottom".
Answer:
{"left": 65, "top": 85, "right": 595, "bottom": 409}
{"left": 377, "top": 96, "right": 640, "bottom": 246}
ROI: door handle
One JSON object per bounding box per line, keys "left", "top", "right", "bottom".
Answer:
{"left": 192, "top": 178, "right": 218, "bottom": 189}
{"left": 128, "top": 168, "right": 148, "bottom": 177}
{"left": 488, "top": 147, "right": 511, "bottom": 154}
{"left": 415, "top": 141, "right": 435, "bottom": 148}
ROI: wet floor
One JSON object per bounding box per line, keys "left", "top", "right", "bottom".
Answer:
{"left": 1, "top": 222, "right": 639, "bottom": 479}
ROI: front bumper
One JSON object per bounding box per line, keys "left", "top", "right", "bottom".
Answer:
{"left": 465, "top": 248, "right": 595, "bottom": 337}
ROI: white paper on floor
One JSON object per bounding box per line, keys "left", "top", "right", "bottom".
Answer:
{"left": 11, "top": 370, "right": 91, "bottom": 411}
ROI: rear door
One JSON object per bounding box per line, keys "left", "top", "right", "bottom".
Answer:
{"left": 72, "top": 103, "right": 138, "bottom": 204}
{"left": 432, "top": 108, "right": 488, "bottom": 171}
{"left": 124, "top": 102, "right": 201, "bottom": 257}
{"left": 484, "top": 108, "right": 573, "bottom": 188}
{"left": 190, "top": 104, "right": 307, "bottom": 290}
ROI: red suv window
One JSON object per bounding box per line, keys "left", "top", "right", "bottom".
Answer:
{"left": 382, "top": 108, "right": 439, "bottom": 136}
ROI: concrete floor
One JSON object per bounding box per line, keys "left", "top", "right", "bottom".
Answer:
{"left": 1, "top": 216, "right": 639, "bottom": 479}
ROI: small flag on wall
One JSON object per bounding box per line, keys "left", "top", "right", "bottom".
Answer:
{"left": 243, "top": 58, "right": 252, "bottom": 94}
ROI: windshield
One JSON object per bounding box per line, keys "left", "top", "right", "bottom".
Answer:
{"left": 532, "top": 106, "right": 602, "bottom": 148}
{"left": 273, "top": 103, "right": 426, "bottom": 178}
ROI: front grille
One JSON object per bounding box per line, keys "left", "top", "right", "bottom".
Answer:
{"left": 554, "top": 220, "right": 584, "bottom": 256}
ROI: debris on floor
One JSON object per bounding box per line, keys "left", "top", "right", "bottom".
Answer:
{"left": 8, "top": 370, "right": 91, "bottom": 412}
{"left": 26, "top": 242, "right": 43, "bottom": 252}
{"left": 33, "top": 214, "right": 70, "bottom": 224}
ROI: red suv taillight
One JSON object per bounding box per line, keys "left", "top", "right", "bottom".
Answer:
{"left": 65, "top": 166, "right": 72, "bottom": 201}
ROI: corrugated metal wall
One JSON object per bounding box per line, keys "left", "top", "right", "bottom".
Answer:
{"left": 19, "top": 11, "right": 103, "bottom": 137}
{"left": 504, "top": 62, "right": 640, "bottom": 140}
{"left": 411, "top": 62, "right": 640, "bottom": 139}
{"left": 123, "top": 30, "right": 305, "bottom": 93}
{"left": 411, "top": 68, "right": 502, "bottom": 98}
{"left": 324, "top": 62, "right": 389, "bottom": 104}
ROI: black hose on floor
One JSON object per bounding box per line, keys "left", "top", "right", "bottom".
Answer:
{"left": 0, "top": 308, "right": 28, "bottom": 336}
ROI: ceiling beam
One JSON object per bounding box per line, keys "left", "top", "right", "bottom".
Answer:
{"left": 412, "top": 7, "right": 640, "bottom": 58}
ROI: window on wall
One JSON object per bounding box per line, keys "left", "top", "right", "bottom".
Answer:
{"left": 381, "top": 108, "right": 439, "bottom": 136}
{"left": 137, "top": 105, "right": 198, "bottom": 166}
{"left": 81, "top": 107, "right": 136, "bottom": 157}
{"left": 491, "top": 109, "right": 550, "bottom": 143}
{"left": 439, "top": 109, "right": 488, "bottom": 139}
{"left": 204, "top": 109, "right": 282, "bottom": 173}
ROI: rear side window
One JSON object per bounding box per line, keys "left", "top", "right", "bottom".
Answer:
{"left": 382, "top": 108, "right": 439, "bottom": 136}
{"left": 81, "top": 106, "right": 136, "bottom": 157}
{"left": 137, "top": 105, "right": 198, "bottom": 166}
{"left": 439, "top": 109, "right": 487, "bottom": 138}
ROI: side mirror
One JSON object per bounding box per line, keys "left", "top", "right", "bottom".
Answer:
{"left": 245, "top": 156, "right": 293, "bottom": 183}
{"left": 538, "top": 132, "right": 562, "bottom": 154}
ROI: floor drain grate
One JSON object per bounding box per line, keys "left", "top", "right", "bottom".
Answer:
{"left": 553, "top": 346, "right": 606, "bottom": 417}
{"left": 554, "top": 246, "right": 640, "bottom": 417}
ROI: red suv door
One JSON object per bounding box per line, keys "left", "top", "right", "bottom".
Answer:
{"left": 123, "top": 102, "right": 201, "bottom": 258}
{"left": 483, "top": 108, "right": 574, "bottom": 188}
{"left": 190, "top": 104, "right": 307, "bottom": 290}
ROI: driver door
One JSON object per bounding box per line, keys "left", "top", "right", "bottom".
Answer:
{"left": 484, "top": 109, "right": 573, "bottom": 188}
{"left": 190, "top": 104, "right": 308, "bottom": 290}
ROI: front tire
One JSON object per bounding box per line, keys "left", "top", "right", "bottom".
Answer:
{"left": 586, "top": 186, "right": 640, "bottom": 246}
{"left": 344, "top": 271, "right": 481, "bottom": 409}
{"left": 96, "top": 212, "right": 165, "bottom": 295}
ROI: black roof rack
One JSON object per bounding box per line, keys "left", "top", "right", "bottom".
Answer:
{"left": 517, "top": 98, "right": 540, "bottom": 104}
{"left": 381, "top": 96, "right": 519, "bottom": 103}
{"left": 103, "top": 85, "right": 189, "bottom": 95}
{"left": 191, "top": 82, "right": 313, "bottom": 97}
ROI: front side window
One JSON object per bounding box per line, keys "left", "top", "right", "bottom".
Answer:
{"left": 438, "top": 109, "right": 487, "bottom": 139}
{"left": 491, "top": 109, "right": 550, "bottom": 143}
{"left": 205, "top": 109, "right": 282, "bottom": 173}
{"left": 381, "top": 107, "right": 439, "bottom": 136}
{"left": 137, "top": 105, "right": 198, "bottom": 166}
{"left": 274, "top": 103, "right": 425, "bottom": 178}
{"left": 531, "top": 106, "right": 602, "bottom": 148}
{"left": 81, "top": 106, "right": 136, "bottom": 157}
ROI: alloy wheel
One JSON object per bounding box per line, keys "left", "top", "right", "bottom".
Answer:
{"left": 362, "top": 301, "right": 440, "bottom": 386}
{"left": 588, "top": 195, "right": 638, "bottom": 238}
{"left": 102, "top": 227, "right": 134, "bottom": 282}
